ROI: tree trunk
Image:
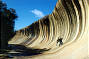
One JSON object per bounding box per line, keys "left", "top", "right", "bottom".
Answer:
{"left": 1, "top": 17, "right": 8, "bottom": 50}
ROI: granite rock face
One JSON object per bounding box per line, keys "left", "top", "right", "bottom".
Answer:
{"left": 8, "top": 0, "right": 89, "bottom": 59}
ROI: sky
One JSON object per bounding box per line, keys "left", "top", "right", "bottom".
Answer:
{"left": 2, "top": 0, "right": 57, "bottom": 30}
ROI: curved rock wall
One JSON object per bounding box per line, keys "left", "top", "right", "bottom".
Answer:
{"left": 8, "top": 0, "right": 89, "bottom": 59}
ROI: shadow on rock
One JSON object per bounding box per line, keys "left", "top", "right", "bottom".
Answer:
{"left": 8, "top": 44, "right": 50, "bottom": 56}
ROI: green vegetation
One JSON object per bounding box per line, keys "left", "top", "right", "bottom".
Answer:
{"left": 0, "top": 0, "right": 17, "bottom": 50}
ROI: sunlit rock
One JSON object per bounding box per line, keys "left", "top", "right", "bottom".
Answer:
{"left": 8, "top": 0, "right": 89, "bottom": 59}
